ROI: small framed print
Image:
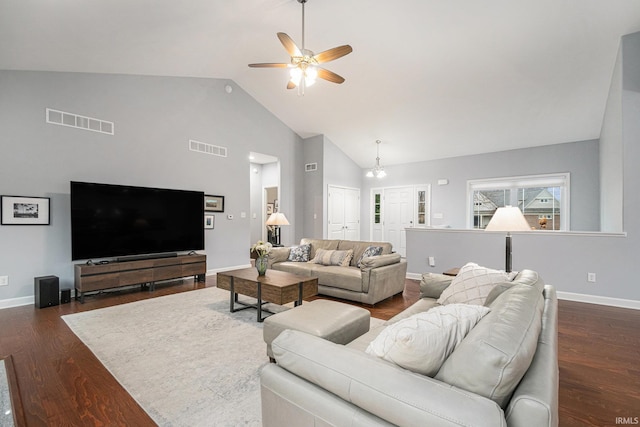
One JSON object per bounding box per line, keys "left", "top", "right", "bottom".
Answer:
{"left": 266, "top": 203, "right": 274, "bottom": 215}
{"left": 204, "top": 214, "right": 215, "bottom": 229}
{"left": 204, "top": 195, "right": 224, "bottom": 212}
{"left": 1, "top": 196, "right": 50, "bottom": 225}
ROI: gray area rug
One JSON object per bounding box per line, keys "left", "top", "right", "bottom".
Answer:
{"left": 62, "top": 287, "right": 384, "bottom": 426}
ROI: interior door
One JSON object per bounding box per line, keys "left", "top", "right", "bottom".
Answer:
{"left": 383, "top": 187, "right": 413, "bottom": 257}
{"left": 328, "top": 185, "right": 360, "bottom": 240}
{"left": 328, "top": 186, "right": 346, "bottom": 239}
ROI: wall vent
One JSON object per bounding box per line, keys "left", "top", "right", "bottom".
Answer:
{"left": 46, "top": 108, "right": 114, "bottom": 135}
{"left": 305, "top": 162, "right": 318, "bottom": 172}
{"left": 189, "top": 139, "right": 228, "bottom": 158}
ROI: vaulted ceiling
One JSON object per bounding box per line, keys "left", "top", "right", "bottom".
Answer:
{"left": 1, "top": 0, "right": 639, "bottom": 167}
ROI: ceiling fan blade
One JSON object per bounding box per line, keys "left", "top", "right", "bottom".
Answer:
{"left": 287, "top": 81, "right": 297, "bottom": 90}
{"left": 248, "top": 63, "right": 290, "bottom": 68}
{"left": 277, "top": 32, "right": 302, "bottom": 57}
{"left": 317, "top": 68, "right": 345, "bottom": 84}
{"left": 313, "top": 45, "right": 353, "bottom": 64}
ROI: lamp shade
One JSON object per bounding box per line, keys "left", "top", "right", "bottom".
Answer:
{"left": 266, "top": 212, "right": 290, "bottom": 226}
{"left": 485, "top": 206, "right": 530, "bottom": 232}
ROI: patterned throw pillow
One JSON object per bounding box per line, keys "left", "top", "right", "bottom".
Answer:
{"left": 309, "top": 249, "right": 353, "bottom": 267}
{"left": 286, "top": 244, "right": 311, "bottom": 262}
{"left": 366, "top": 304, "right": 491, "bottom": 376}
{"left": 437, "top": 262, "right": 511, "bottom": 306}
{"left": 356, "top": 246, "right": 383, "bottom": 268}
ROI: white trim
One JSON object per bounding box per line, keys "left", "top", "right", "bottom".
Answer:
{"left": 0, "top": 295, "right": 35, "bottom": 310}
{"left": 467, "top": 172, "right": 570, "bottom": 231}
{"left": 557, "top": 291, "right": 640, "bottom": 310}
{"left": 405, "top": 227, "right": 628, "bottom": 238}
{"left": 206, "top": 264, "right": 251, "bottom": 276}
{"left": 406, "top": 272, "right": 422, "bottom": 280}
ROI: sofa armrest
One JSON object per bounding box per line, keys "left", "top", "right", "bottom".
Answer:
{"left": 359, "top": 253, "right": 401, "bottom": 270}
{"left": 267, "top": 247, "right": 290, "bottom": 268}
{"left": 420, "top": 273, "right": 454, "bottom": 299}
{"left": 272, "top": 329, "right": 506, "bottom": 427}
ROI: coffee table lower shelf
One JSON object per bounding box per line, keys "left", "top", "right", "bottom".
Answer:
{"left": 216, "top": 268, "right": 318, "bottom": 322}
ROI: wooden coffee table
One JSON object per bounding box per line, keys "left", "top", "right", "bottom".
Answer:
{"left": 216, "top": 268, "right": 318, "bottom": 322}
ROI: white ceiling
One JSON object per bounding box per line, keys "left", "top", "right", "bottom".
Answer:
{"left": 1, "top": 0, "right": 639, "bottom": 167}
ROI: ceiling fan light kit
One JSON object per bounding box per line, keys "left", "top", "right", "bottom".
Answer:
{"left": 367, "top": 140, "right": 387, "bottom": 179}
{"left": 248, "top": 0, "right": 352, "bottom": 95}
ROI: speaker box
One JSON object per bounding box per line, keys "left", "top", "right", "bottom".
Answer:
{"left": 60, "top": 289, "right": 71, "bottom": 304}
{"left": 34, "top": 275, "right": 59, "bottom": 308}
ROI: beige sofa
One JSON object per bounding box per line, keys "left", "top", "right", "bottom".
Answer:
{"left": 261, "top": 269, "right": 558, "bottom": 427}
{"left": 267, "top": 238, "right": 407, "bottom": 305}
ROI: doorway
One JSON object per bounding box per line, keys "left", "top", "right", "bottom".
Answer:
{"left": 249, "top": 152, "right": 280, "bottom": 245}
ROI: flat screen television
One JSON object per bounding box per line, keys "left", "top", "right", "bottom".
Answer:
{"left": 71, "top": 181, "right": 204, "bottom": 261}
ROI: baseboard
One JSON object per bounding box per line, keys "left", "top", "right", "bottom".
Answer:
{"left": 206, "top": 264, "right": 252, "bottom": 276}
{"left": 0, "top": 295, "right": 34, "bottom": 310}
{"left": 557, "top": 291, "right": 640, "bottom": 310}
{"left": 406, "top": 273, "right": 422, "bottom": 281}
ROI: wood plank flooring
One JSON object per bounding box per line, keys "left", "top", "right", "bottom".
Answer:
{"left": 0, "top": 276, "right": 638, "bottom": 426}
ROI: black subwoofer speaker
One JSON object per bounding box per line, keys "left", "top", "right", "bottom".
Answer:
{"left": 34, "top": 275, "right": 59, "bottom": 308}
{"left": 60, "top": 289, "right": 71, "bottom": 304}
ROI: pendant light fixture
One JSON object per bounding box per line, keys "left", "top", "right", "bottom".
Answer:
{"left": 366, "top": 140, "right": 386, "bottom": 178}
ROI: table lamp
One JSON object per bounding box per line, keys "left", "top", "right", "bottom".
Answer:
{"left": 266, "top": 212, "right": 289, "bottom": 246}
{"left": 485, "top": 206, "right": 530, "bottom": 273}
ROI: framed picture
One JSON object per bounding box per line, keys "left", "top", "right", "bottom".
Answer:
{"left": 204, "top": 195, "right": 224, "bottom": 212}
{"left": 204, "top": 214, "right": 215, "bottom": 229}
{"left": 266, "top": 203, "right": 274, "bottom": 215}
{"left": 1, "top": 196, "right": 50, "bottom": 225}
{"left": 274, "top": 199, "right": 279, "bottom": 212}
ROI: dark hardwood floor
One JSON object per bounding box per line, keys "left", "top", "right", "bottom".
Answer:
{"left": 0, "top": 276, "right": 638, "bottom": 426}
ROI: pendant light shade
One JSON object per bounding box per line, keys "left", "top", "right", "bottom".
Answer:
{"left": 366, "top": 140, "right": 386, "bottom": 178}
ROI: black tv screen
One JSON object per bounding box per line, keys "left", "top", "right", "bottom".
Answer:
{"left": 71, "top": 181, "right": 204, "bottom": 260}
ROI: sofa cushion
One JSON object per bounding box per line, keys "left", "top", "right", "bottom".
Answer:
{"left": 271, "top": 261, "right": 320, "bottom": 277}
{"left": 300, "top": 238, "right": 340, "bottom": 260}
{"left": 365, "top": 304, "right": 490, "bottom": 376}
{"left": 337, "top": 240, "right": 393, "bottom": 267}
{"left": 435, "top": 283, "right": 544, "bottom": 408}
{"left": 310, "top": 249, "right": 354, "bottom": 267}
{"left": 314, "top": 266, "right": 363, "bottom": 293}
{"left": 287, "top": 244, "right": 311, "bottom": 262}
{"left": 437, "top": 262, "right": 511, "bottom": 306}
{"left": 356, "top": 245, "right": 384, "bottom": 267}
{"left": 420, "top": 273, "right": 454, "bottom": 299}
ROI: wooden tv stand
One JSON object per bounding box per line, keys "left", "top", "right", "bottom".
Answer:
{"left": 74, "top": 254, "right": 206, "bottom": 303}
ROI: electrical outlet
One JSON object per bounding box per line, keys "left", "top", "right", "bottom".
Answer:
{"left": 428, "top": 257, "right": 435, "bottom": 267}
{"left": 0, "top": 276, "right": 8, "bottom": 286}
{"left": 587, "top": 273, "right": 596, "bottom": 283}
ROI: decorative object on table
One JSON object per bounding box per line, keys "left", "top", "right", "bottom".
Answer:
{"left": 266, "top": 212, "right": 289, "bottom": 246}
{"left": 204, "top": 214, "right": 215, "bottom": 229}
{"left": 484, "top": 206, "right": 531, "bottom": 273}
{"left": 251, "top": 240, "right": 273, "bottom": 276}
{"left": 365, "top": 140, "right": 386, "bottom": 178}
{"left": 204, "top": 195, "right": 224, "bottom": 212}
{"left": 1, "top": 196, "right": 50, "bottom": 225}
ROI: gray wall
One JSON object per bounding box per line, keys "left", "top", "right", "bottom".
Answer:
{"left": 361, "top": 140, "right": 601, "bottom": 238}
{"left": 0, "top": 70, "right": 304, "bottom": 302}
{"left": 302, "top": 135, "right": 324, "bottom": 239}
{"left": 406, "top": 32, "right": 640, "bottom": 303}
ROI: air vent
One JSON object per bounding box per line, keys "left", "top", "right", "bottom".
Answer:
{"left": 189, "top": 140, "right": 228, "bottom": 158}
{"left": 46, "top": 108, "right": 114, "bottom": 135}
{"left": 305, "top": 162, "right": 318, "bottom": 172}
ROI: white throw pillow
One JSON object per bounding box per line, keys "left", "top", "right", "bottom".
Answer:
{"left": 437, "top": 262, "right": 511, "bottom": 306}
{"left": 365, "top": 304, "right": 490, "bottom": 376}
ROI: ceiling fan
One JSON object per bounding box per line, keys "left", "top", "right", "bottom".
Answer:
{"left": 248, "top": 0, "right": 353, "bottom": 93}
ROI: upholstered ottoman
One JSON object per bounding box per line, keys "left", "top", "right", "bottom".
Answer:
{"left": 263, "top": 299, "right": 370, "bottom": 360}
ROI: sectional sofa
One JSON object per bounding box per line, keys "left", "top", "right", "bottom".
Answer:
{"left": 266, "top": 238, "right": 407, "bottom": 305}
{"left": 260, "top": 267, "right": 558, "bottom": 426}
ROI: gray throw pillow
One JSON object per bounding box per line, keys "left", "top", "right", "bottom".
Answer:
{"left": 287, "top": 244, "right": 311, "bottom": 262}
{"left": 356, "top": 246, "right": 383, "bottom": 267}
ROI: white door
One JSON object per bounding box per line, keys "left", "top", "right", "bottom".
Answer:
{"left": 328, "top": 185, "right": 360, "bottom": 240}
{"left": 383, "top": 187, "right": 413, "bottom": 257}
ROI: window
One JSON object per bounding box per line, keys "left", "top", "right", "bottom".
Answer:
{"left": 467, "top": 173, "right": 569, "bottom": 231}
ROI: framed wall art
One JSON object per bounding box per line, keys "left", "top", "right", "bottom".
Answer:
{"left": 204, "top": 195, "right": 224, "bottom": 212}
{"left": 204, "top": 214, "right": 215, "bottom": 229}
{"left": 1, "top": 196, "right": 51, "bottom": 225}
